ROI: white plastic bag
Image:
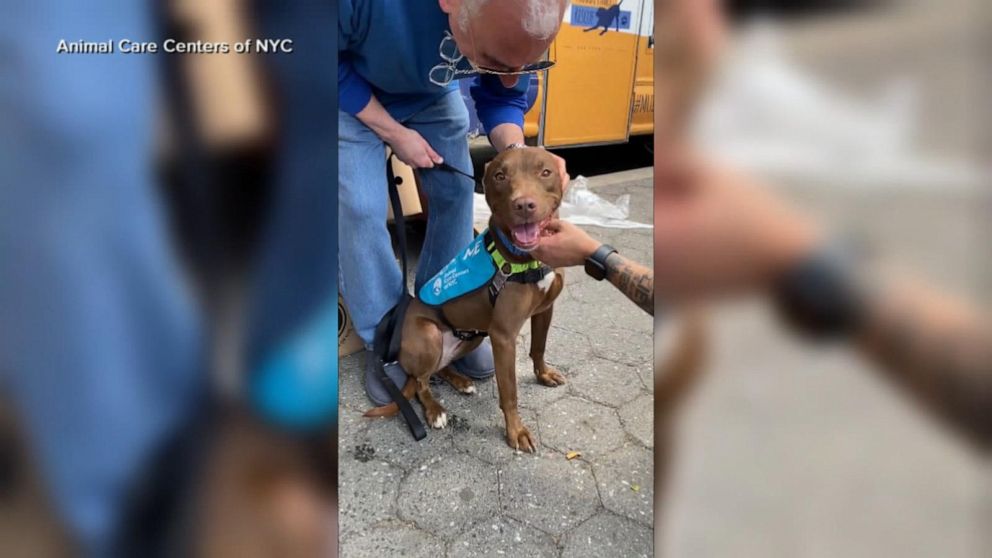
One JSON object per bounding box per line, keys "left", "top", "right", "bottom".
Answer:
{"left": 559, "top": 176, "right": 651, "bottom": 229}
{"left": 473, "top": 175, "right": 652, "bottom": 229}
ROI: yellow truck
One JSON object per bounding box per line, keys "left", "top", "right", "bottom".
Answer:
{"left": 464, "top": 0, "right": 654, "bottom": 148}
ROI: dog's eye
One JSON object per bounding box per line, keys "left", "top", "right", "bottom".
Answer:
{"left": 540, "top": 168, "right": 553, "bottom": 178}
{"left": 494, "top": 171, "right": 506, "bottom": 181}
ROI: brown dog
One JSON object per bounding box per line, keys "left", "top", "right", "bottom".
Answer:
{"left": 366, "top": 147, "right": 565, "bottom": 452}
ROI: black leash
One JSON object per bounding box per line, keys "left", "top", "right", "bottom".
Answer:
{"left": 371, "top": 154, "right": 426, "bottom": 441}
{"left": 435, "top": 160, "right": 476, "bottom": 181}
{"left": 371, "top": 156, "right": 476, "bottom": 441}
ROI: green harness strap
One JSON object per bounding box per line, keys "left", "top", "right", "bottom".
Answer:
{"left": 486, "top": 238, "right": 544, "bottom": 275}
{"left": 482, "top": 230, "right": 553, "bottom": 307}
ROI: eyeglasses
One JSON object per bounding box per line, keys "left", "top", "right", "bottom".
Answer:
{"left": 429, "top": 31, "right": 555, "bottom": 87}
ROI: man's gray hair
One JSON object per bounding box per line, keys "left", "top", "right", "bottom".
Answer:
{"left": 459, "top": 0, "right": 567, "bottom": 40}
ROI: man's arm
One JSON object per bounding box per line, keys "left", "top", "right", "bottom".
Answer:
{"left": 531, "top": 220, "right": 654, "bottom": 316}
{"left": 772, "top": 244, "right": 992, "bottom": 450}
{"left": 469, "top": 74, "right": 530, "bottom": 149}
{"left": 489, "top": 123, "right": 526, "bottom": 152}
{"left": 854, "top": 276, "right": 992, "bottom": 451}
{"left": 338, "top": 58, "right": 443, "bottom": 169}
{"left": 604, "top": 253, "right": 654, "bottom": 315}
{"left": 355, "top": 96, "right": 442, "bottom": 168}
{"left": 771, "top": 243, "right": 992, "bottom": 451}
{"left": 471, "top": 75, "right": 569, "bottom": 183}
{"left": 338, "top": 57, "right": 374, "bottom": 115}
{"left": 653, "top": 0, "right": 992, "bottom": 453}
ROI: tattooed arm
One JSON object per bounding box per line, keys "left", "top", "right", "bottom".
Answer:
{"left": 854, "top": 276, "right": 992, "bottom": 451}
{"left": 604, "top": 253, "right": 655, "bottom": 315}
{"left": 775, "top": 248, "right": 992, "bottom": 451}
{"left": 531, "top": 220, "right": 655, "bottom": 316}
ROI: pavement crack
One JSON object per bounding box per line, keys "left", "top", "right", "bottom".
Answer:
{"left": 587, "top": 460, "right": 609, "bottom": 511}
{"left": 496, "top": 466, "right": 504, "bottom": 514}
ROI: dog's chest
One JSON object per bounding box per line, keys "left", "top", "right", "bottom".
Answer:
{"left": 536, "top": 269, "right": 555, "bottom": 293}
{"left": 433, "top": 269, "right": 560, "bottom": 371}
{"left": 438, "top": 330, "right": 467, "bottom": 371}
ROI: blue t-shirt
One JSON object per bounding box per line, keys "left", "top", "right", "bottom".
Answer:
{"left": 338, "top": 0, "right": 530, "bottom": 133}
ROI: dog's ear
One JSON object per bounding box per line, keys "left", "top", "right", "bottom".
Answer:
{"left": 480, "top": 160, "right": 492, "bottom": 193}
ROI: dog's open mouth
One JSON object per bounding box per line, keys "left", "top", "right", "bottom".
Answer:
{"left": 509, "top": 217, "right": 551, "bottom": 251}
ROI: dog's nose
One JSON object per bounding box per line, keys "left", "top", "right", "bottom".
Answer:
{"left": 512, "top": 196, "right": 537, "bottom": 214}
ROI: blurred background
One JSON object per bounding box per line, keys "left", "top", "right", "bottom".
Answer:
{"left": 660, "top": 0, "right": 991, "bottom": 557}
{"left": 1, "top": 1, "right": 337, "bottom": 555}
{"left": 3, "top": 0, "right": 990, "bottom": 556}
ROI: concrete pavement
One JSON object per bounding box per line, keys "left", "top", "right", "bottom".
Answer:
{"left": 337, "top": 171, "right": 654, "bottom": 557}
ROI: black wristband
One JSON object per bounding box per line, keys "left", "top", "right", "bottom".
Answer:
{"left": 772, "top": 240, "right": 867, "bottom": 340}
{"left": 585, "top": 244, "right": 617, "bottom": 281}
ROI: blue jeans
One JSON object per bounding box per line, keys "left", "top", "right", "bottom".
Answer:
{"left": 338, "top": 91, "right": 476, "bottom": 343}
{"left": 0, "top": 2, "right": 202, "bottom": 554}
{"left": 244, "top": 0, "right": 339, "bottom": 429}
{"left": 2, "top": 1, "right": 339, "bottom": 552}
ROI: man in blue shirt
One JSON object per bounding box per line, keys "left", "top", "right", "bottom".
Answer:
{"left": 339, "top": 0, "right": 569, "bottom": 406}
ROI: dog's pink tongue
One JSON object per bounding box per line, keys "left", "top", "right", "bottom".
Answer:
{"left": 511, "top": 223, "right": 540, "bottom": 246}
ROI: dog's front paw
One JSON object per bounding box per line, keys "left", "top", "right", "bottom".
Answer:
{"left": 506, "top": 424, "right": 537, "bottom": 453}
{"left": 425, "top": 407, "right": 448, "bottom": 429}
{"left": 536, "top": 367, "right": 566, "bottom": 387}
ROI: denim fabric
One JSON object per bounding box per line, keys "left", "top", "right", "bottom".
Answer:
{"left": 338, "top": 90, "right": 475, "bottom": 343}
{"left": 245, "top": 0, "right": 339, "bottom": 430}
{"left": 0, "top": 3, "right": 203, "bottom": 554}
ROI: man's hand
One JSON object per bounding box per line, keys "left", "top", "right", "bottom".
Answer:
{"left": 490, "top": 123, "right": 570, "bottom": 190}
{"left": 654, "top": 153, "right": 820, "bottom": 302}
{"left": 356, "top": 95, "right": 443, "bottom": 169}
{"left": 531, "top": 220, "right": 600, "bottom": 268}
{"left": 385, "top": 126, "right": 443, "bottom": 169}
{"left": 534, "top": 219, "right": 655, "bottom": 315}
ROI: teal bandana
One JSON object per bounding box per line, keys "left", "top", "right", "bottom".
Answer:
{"left": 418, "top": 229, "right": 545, "bottom": 307}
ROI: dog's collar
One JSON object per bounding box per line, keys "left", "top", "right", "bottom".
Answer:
{"left": 491, "top": 225, "right": 537, "bottom": 260}
{"left": 483, "top": 229, "right": 553, "bottom": 306}
{"left": 486, "top": 228, "right": 543, "bottom": 274}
